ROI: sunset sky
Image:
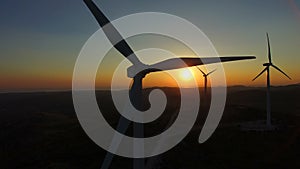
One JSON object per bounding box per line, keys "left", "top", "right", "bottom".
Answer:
{"left": 0, "top": 0, "right": 300, "bottom": 91}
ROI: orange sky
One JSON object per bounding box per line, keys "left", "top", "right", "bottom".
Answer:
{"left": 1, "top": 33, "right": 299, "bottom": 91}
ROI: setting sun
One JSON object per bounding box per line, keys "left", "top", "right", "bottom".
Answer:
{"left": 180, "top": 69, "right": 193, "bottom": 81}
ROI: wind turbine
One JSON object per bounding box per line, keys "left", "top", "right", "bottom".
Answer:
{"left": 252, "top": 33, "right": 291, "bottom": 129}
{"left": 196, "top": 67, "right": 216, "bottom": 95}
{"left": 82, "top": 0, "right": 255, "bottom": 168}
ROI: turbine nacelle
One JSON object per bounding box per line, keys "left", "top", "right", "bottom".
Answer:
{"left": 127, "top": 64, "right": 150, "bottom": 78}
{"left": 263, "top": 63, "right": 272, "bottom": 66}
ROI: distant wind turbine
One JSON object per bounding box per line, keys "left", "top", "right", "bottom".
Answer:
{"left": 252, "top": 33, "right": 291, "bottom": 129}
{"left": 196, "top": 67, "right": 216, "bottom": 94}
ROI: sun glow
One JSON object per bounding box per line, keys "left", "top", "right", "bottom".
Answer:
{"left": 180, "top": 69, "right": 193, "bottom": 81}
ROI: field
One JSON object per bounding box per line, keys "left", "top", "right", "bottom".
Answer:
{"left": 0, "top": 84, "right": 299, "bottom": 169}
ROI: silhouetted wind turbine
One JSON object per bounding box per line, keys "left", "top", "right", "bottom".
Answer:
{"left": 83, "top": 0, "right": 255, "bottom": 168}
{"left": 252, "top": 33, "right": 291, "bottom": 129}
{"left": 196, "top": 67, "right": 216, "bottom": 95}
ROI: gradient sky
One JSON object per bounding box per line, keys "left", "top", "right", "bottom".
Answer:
{"left": 0, "top": 0, "right": 299, "bottom": 91}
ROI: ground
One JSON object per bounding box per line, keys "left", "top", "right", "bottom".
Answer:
{"left": 0, "top": 85, "right": 299, "bottom": 169}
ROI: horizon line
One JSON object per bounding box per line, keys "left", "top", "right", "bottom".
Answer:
{"left": 0, "top": 83, "right": 299, "bottom": 94}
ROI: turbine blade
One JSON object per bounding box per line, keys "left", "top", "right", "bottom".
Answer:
{"left": 196, "top": 67, "right": 206, "bottom": 75}
{"left": 207, "top": 68, "right": 217, "bottom": 76}
{"left": 271, "top": 64, "right": 292, "bottom": 80}
{"left": 219, "top": 56, "right": 256, "bottom": 62}
{"left": 148, "top": 56, "right": 255, "bottom": 72}
{"left": 266, "top": 33, "right": 272, "bottom": 64}
{"left": 83, "top": 0, "right": 141, "bottom": 65}
{"left": 252, "top": 67, "right": 267, "bottom": 81}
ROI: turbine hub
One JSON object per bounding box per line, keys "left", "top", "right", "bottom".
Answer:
{"left": 127, "top": 64, "right": 149, "bottom": 78}
{"left": 263, "top": 63, "right": 271, "bottom": 66}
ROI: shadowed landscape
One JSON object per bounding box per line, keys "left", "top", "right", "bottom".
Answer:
{"left": 1, "top": 84, "right": 299, "bottom": 169}
{"left": 1, "top": 0, "right": 299, "bottom": 169}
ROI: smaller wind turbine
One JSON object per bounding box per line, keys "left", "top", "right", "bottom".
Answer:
{"left": 196, "top": 67, "right": 216, "bottom": 95}
{"left": 252, "top": 33, "right": 291, "bottom": 129}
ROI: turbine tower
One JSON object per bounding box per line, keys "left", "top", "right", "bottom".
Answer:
{"left": 252, "top": 33, "right": 291, "bottom": 129}
{"left": 196, "top": 67, "right": 216, "bottom": 95}
{"left": 83, "top": 0, "right": 256, "bottom": 168}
